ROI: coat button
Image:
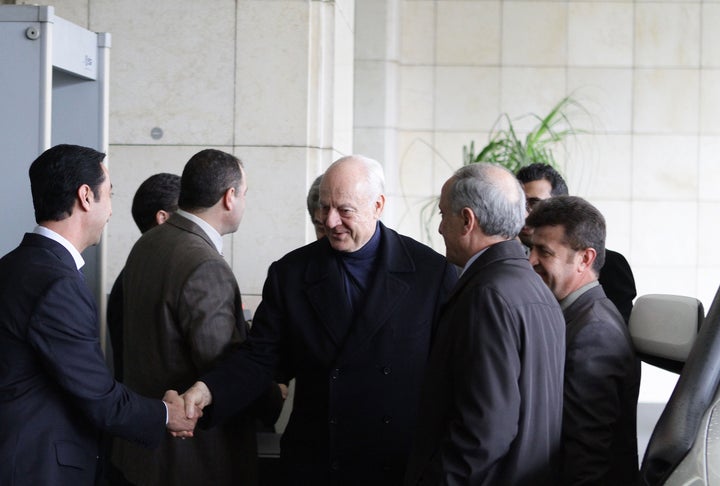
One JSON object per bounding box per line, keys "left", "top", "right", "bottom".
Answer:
{"left": 382, "top": 415, "right": 392, "bottom": 424}
{"left": 329, "top": 417, "right": 338, "bottom": 425}
{"left": 331, "top": 460, "right": 340, "bottom": 471}
{"left": 382, "top": 366, "right": 391, "bottom": 375}
{"left": 331, "top": 368, "right": 340, "bottom": 379}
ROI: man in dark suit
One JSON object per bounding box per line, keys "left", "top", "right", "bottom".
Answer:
{"left": 107, "top": 172, "right": 181, "bottom": 381}
{"left": 181, "top": 155, "right": 457, "bottom": 485}
{"left": 516, "top": 163, "right": 637, "bottom": 323}
{"left": 404, "top": 163, "right": 566, "bottom": 485}
{"left": 526, "top": 196, "right": 640, "bottom": 485}
{"left": 112, "top": 150, "right": 281, "bottom": 485}
{"left": 0, "top": 144, "right": 196, "bottom": 485}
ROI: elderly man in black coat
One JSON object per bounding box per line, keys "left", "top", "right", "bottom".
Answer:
{"left": 180, "top": 154, "right": 457, "bottom": 485}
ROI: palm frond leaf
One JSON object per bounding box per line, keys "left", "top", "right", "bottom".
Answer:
{"left": 463, "top": 95, "right": 588, "bottom": 173}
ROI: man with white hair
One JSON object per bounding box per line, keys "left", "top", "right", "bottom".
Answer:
{"left": 182, "top": 155, "right": 457, "bottom": 485}
{"left": 405, "top": 163, "right": 566, "bottom": 485}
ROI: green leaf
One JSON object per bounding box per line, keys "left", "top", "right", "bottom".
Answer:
{"left": 464, "top": 95, "right": 588, "bottom": 174}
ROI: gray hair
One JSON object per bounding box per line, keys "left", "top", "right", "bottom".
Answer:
{"left": 449, "top": 163, "right": 526, "bottom": 239}
{"left": 332, "top": 155, "right": 385, "bottom": 200}
{"left": 306, "top": 174, "right": 323, "bottom": 218}
{"left": 363, "top": 156, "right": 385, "bottom": 198}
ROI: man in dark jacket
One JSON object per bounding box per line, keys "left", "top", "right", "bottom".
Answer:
{"left": 526, "top": 195, "right": 641, "bottom": 485}
{"left": 107, "top": 172, "right": 180, "bottom": 381}
{"left": 405, "top": 163, "right": 566, "bottom": 485}
{"left": 180, "top": 155, "right": 457, "bottom": 485}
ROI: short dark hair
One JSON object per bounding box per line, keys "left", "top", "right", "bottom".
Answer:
{"left": 178, "top": 149, "right": 243, "bottom": 211}
{"left": 516, "top": 163, "right": 569, "bottom": 196}
{"left": 131, "top": 173, "right": 181, "bottom": 233}
{"left": 29, "top": 144, "right": 106, "bottom": 223}
{"left": 525, "top": 195, "right": 606, "bottom": 273}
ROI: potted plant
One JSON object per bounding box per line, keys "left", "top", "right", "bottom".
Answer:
{"left": 462, "top": 95, "right": 587, "bottom": 171}
{"left": 417, "top": 95, "right": 588, "bottom": 244}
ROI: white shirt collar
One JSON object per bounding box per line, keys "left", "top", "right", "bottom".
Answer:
{"left": 176, "top": 209, "right": 223, "bottom": 254}
{"left": 33, "top": 225, "right": 85, "bottom": 270}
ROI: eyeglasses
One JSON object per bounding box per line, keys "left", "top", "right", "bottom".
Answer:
{"left": 525, "top": 197, "right": 543, "bottom": 212}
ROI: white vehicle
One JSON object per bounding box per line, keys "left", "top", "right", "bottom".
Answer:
{"left": 630, "top": 289, "right": 720, "bottom": 485}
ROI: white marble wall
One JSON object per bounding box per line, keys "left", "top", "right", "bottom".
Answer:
{"left": 28, "top": 0, "right": 353, "bottom": 311}
{"left": 355, "top": 0, "right": 720, "bottom": 316}
{"left": 353, "top": 0, "right": 720, "bottom": 406}
{"left": 22, "top": 0, "right": 720, "bottom": 406}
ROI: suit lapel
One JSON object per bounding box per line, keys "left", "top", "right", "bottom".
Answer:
{"left": 304, "top": 241, "right": 355, "bottom": 348}
{"left": 337, "top": 224, "right": 413, "bottom": 361}
{"left": 343, "top": 267, "right": 409, "bottom": 355}
{"left": 302, "top": 225, "right": 416, "bottom": 361}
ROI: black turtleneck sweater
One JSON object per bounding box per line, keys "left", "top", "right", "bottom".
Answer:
{"left": 336, "top": 222, "right": 381, "bottom": 314}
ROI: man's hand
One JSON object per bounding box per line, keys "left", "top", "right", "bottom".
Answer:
{"left": 182, "top": 381, "right": 213, "bottom": 420}
{"left": 278, "top": 383, "right": 289, "bottom": 400}
{"left": 163, "top": 389, "right": 200, "bottom": 438}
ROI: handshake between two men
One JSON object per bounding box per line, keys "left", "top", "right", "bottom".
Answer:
{"left": 163, "top": 382, "right": 211, "bottom": 437}
{"left": 166, "top": 379, "right": 290, "bottom": 437}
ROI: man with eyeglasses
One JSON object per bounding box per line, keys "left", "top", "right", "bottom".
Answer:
{"left": 516, "top": 163, "right": 637, "bottom": 324}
